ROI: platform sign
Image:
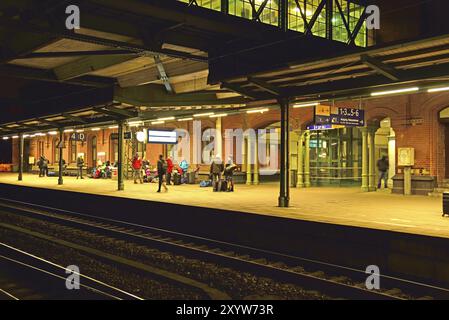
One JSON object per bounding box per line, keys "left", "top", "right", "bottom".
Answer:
{"left": 110, "top": 132, "right": 132, "bottom": 140}
{"left": 314, "top": 106, "right": 365, "bottom": 128}
{"left": 148, "top": 130, "right": 177, "bottom": 144}
{"left": 69, "top": 132, "right": 86, "bottom": 142}
{"left": 307, "top": 124, "right": 345, "bottom": 131}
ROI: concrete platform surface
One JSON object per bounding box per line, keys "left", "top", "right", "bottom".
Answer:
{"left": 0, "top": 173, "right": 448, "bottom": 239}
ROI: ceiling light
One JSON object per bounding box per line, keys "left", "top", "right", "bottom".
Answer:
{"left": 48, "top": 131, "right": 58, "bottom": 135}
{"left": 178, "top": 118, "right": 193, "bottom": 122}
{"left": 247, "top": 108, "right": 269, "bottom": 114}
{"left": 428, "top": 86, "right": 449, "bottom": 93}
{"left": 64, "top": 129, "right": 74, "bottom": 133}
{"left": 371, "top": 87, "right": 419, "bottom": 97}
{"left": 128, "top": 121, "right": 143, "bottom": 127}
{"left": 12, "top": 136, "right": 19, "bottom": 139}
{"left": 194, "top": 112, "right": 215, "bottom": 118}
{"left": 293, "top": 102, "right": 320, "bottom": 108}
{"left": 91, "top": 128, "right": 101, "bottom": 131}
{"left": 151, "top": 121, "right": 165, "bottom": 125}
{"left": 210, "top": 114, "right": 228, "bottom": 118}
{"left": 2, "top": 137, "right": 9, "bottom": 140}
{"left": 157, "top": 117, "right": 175, "bottom": 121}
{"left": 109, "top": 125, "right": 118, "bottom": 129}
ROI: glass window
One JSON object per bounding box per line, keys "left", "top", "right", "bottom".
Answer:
{"left": 110, "top": 135, "right": 118, "bottom": 164}
{"left": 92, "top": 136, "right": 97, "bottom": 166}
{"left": 288, "top": 0, "right": 327, "bottom": 38}
{"left": 70, "top": 140, "right": 77, "bottom": 163}
{"left": 229, "top": 0, "right": 280, "bottom": 26}
{"left": 332, "top": 0, "right": 366, "bottom": 46}
{"left": 178, "top": 0, "right": 221, "bottom": 11}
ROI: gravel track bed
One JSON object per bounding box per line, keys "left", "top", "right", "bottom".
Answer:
{"left": 0, "top": 227, "right": 206, "bottom": 300}
{"left": 1, "top": 212, "right": 329, "bottom": 299}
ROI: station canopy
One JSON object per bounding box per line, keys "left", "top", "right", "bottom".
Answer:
{"left": 1, "top": 0, "right": 449, "bottom": 136}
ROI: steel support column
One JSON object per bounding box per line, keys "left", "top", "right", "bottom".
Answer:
{"left": 368, "top": 127, "right": 377, "bottom": 192}
{"left": 360, "top": 127, "right": 369, "bottom": 192}
{"left": 304, "top": 132, "right": 311, "bottom": 187}
{"left": 18, "top": 133, "right": 24, "bottom": 181}
{"left": 117, "top": 120, "right": 125, "bottom": 191}
{"left": 279, "top": 0, "right": 289, "bottom": 32}
{"left": 58, "top": 129, "right": 64, "bottom": 185}
{"left": 278, "top": 98, "right": 290, "bottom": 208}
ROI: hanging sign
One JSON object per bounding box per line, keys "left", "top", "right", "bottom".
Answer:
{"left": 314, "top": 106, "right": 365, "bottom": 127}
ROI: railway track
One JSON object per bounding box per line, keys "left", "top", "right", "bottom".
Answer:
{"left": 0, "top": 241, "right": 143, "bottom": 300}
{"left": 1, "top": 197, "right": 448, "bottom": 300}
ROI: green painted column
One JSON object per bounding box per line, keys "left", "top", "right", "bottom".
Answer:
{"left": 360, "top": 127, "right": 369, "bottom": 192}
{"left": 254, "top": 135, "right": 259, "bottom": 185}
{"left": 117, "top": 120, "right": 125, "bottom": 191}
{"left": 58, "top": 128, "right": 64, "bottom": 185}
{"left": 296, "top": 131, "right": 304, "bottom": 188}
{"left": 246, "top": 137, "right": 252, "bottom": 185}
{"left": 368, "top": 128, "right": 377, "bottom": 192}
{"left": 304, "top": 131, "right": 311, "bottom": 188}
{"left": 18, "top": 133, "right": 24, "bottom": 181}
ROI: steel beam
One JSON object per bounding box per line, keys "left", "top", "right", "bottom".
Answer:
{"left": 361, "top": 54, "right": 401, "bottom": 81}
{"left": 278, "top": 97, "right": 290, "bottom": 208}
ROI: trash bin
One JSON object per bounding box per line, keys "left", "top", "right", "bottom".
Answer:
{"left": 111, "top": 168, "right": 118, "bottom": 181}
{"left": 188, "top": 171, "right": 196, "bottom": 184}
{"left": 443, "top": 192, "right": 449, "bottom": 217}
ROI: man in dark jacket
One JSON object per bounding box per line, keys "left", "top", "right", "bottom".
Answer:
{"left": 157, "top": 154, "right": 168, "bottom": 193}
{"left": 76, "top": 155, "right": 84, "bottom": 180}
{"left": 210, "top": 155, "right": 224, "bottom": 191}
{"left": 377, "top": 156, "right": 389, "bottom": 189}
{"left": 37, "top": 156, "right": 45, "bottom": 177}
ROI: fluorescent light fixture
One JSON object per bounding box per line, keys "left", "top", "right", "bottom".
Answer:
{"left": 293, "top": 102, "right": 320, "bottom": 108}
{"left": 64, "top": 129, "right": 74, "bottom": 133}
{"left": 91, "top": 128, "right": 101, "bottom": 131}
{"left": 76, "top": 129, "right": 84, "bottom": 133}
{"left": 247, "top": 108, "right": 269, "bottom": 114}
{"left": 210, "top": 113, "right": 228, "bottom": 118}
{"left": 2, "top": 137, "right": 9, "bottom": 140}
{"left": 371, "top": 87, "right": 419, "bottom": 97}
{"left": 151, "top": 121, "right": 165, "bottom": 125}
{"left": 428, "top": 86, "right": 449, "bottom": 93}
{"left": 109, "top": 125, "right": 118, "bottom": 129}
{"left": 178, "top": 118, "right": 193, "bottom": 122}
{"left": 29, "top": 134, "right": 36, "bottom": 138}
{"left": 128, "top": 121, "right": 143, "bottom": 127}
{"left": 157, "top": 116, "right": 175, "bottom": 121}
{"left": 23, "top": 134, "right": 30, "bottom": 138}
{"left": 12, "top": 136, "right": 18, "bottom": 139}
{"left": 48, "top": 131, "right": 58, "bottom": 135}
{"left": 36, "top": 133, "right": 46, "bottom": 136}
{"left": 193, "top": 112, "right": 214, "bottom": 118}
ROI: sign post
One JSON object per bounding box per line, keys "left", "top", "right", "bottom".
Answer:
{"left": 398, "top": 148, "right": 415, "bottom": 196}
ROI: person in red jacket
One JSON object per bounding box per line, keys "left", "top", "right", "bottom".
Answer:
{"left": 132, "top": 153, "right": 143, "bottom": 184}
{"left": 166, "top": 156, "right": 174, "bottom": 185}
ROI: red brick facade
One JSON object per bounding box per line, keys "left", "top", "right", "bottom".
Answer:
{"left": 10, "top": 91, "right": 449, "bottom": 185}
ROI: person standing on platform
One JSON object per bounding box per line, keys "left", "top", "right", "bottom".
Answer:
{"left": 76, "top": 155, "right": 84, "bottom": 180}
{"left": 179, "top": 158, "right": 189, "bottom": 181}
{"left": 377, "top": 156, "right": 389, "bottom": 189}
{"left": 37, "top": 156, "right": 45, "bottom": 177}
{"left": 224, "top": 156, "right": 238, "bottom": 192}
{"left": 157, "top": 154, "right": 168, "bottom": 193}
{"left": 42, "top": 156, "right": 49, "bottom": 177}
{"left": 210, "top": 155, "right": 224, "bottom": 192}
{"left": 132, "top": 153, "right": 143, "bottom": 184}
{"left": 166, "top": 156, "right": 174, "bottom": 185}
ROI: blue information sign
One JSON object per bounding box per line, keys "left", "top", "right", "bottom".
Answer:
{"left": 313, "top": 107, "right": 365, "bottom": 128}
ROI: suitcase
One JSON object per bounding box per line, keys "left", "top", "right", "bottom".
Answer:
{"left": 220, "top": 180, "right": 227, "bottom": 192}
{"left": 173, "top": 173, "right": 182, "bottom": 185}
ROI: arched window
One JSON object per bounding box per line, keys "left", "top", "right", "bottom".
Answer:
{"left": 70, "top": 140, "right": 77, "bottom": 163}
{"left": 110, "top": 134, "right": 118, "bottom": 164}
{"left": 91, "top": 136, "right": 97, "bottom": 166}
{"left": 53, "top": 138, "right": 60, "bottom": 164}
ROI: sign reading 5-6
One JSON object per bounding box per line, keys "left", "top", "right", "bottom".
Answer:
{"left": 70, "top": 132, "right": 86, "bottom": 142}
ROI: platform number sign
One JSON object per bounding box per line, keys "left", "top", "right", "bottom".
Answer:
{"left": 70, "top": 132, "right": 86, "bottom": 142}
